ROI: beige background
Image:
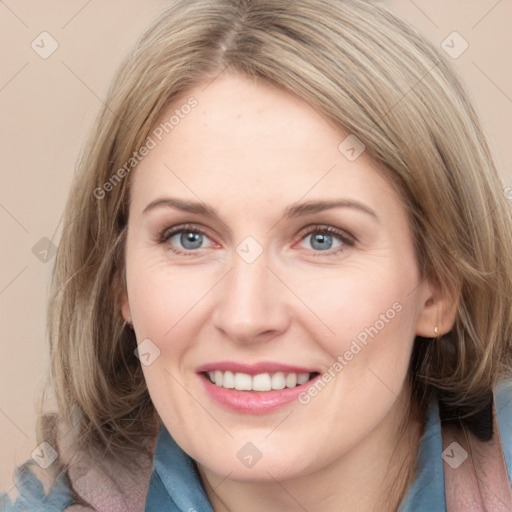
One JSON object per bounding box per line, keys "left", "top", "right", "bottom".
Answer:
{"left": 1, "top": 0, "right": 511, "bottom": 497}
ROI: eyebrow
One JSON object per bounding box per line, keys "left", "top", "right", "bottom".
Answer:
{"left": 285, "top": 199, "right": 378, "bottom": 221}
{"left": 143, "top": 197, "right": 215, "bottom": 216}
{"left": 142, "top": 197, "right": 378, "bottom": 222}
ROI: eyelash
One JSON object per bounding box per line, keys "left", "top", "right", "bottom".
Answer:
{"left": 297, "top": 225, "right": 355, "bottom": 256}
{"left": 157, "top": 224, "right": 212, "bottom": 255}
{"left": 157, "top": 223, "right": 355, "bottom": 256}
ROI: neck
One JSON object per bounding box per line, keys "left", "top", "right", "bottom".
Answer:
{"left": 197, "top": 389, "right": 424, "bottom": 512}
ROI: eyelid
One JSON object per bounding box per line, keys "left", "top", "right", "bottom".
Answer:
{"left": 157, "top": 223, "right": 219, "bottom": 253}
{"left": 293, "top": 224, "right": 356, "bottom": 255}
{"left": 295, "top": 224, "right": 355, "bottom": 244}
{"left": 158, "top": 223, "right": 210, "bottom": 242}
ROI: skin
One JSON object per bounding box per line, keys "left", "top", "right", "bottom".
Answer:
{"left": 120, "top": 72, "right": 456, "bottom": 511}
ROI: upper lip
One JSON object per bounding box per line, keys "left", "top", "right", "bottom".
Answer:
{"left": 196, "top": 361, "right": 318, "bottom": 375}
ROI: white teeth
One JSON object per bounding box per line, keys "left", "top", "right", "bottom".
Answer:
{"left": 234, "top": 373, "right": 252, "bottom": 391}
{"left": 207, "top": 371, "right": 314, "bottom": 391}
{"left": 285, "top": 373, "right": 297, "bottom": 388}
{"left": 253, "top": 373, "right": 272, "bottom": 391}
{"left": 297, "top": 373, "right": 309, "bottom": 385}
{"left": 223, "top": 371, "right": 235, "bottom": 389}
{"left": 271, "top": 372, "right": 286, "bottom": 390}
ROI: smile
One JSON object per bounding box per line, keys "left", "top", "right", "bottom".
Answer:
{"left": 204, "top": 370, "right": 316, "bottom": 391}
{"left": 196, "top": 362, "right": 321, "bottom": 414}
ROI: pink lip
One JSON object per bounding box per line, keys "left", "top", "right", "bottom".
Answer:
{"left": 196, "top": 361, "right": 317, "bottom": 375}
{"left": 197, "top": 369, "right": 321, "bottom": 415}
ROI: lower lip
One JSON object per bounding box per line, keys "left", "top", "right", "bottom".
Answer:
{"left": 199, "top": 373, "right": 320, "bottom": 414}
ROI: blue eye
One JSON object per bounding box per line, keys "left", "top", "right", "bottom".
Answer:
{"left": 160, "top": 225, "right": 214, "bottom": 253}
{"left": 299, "top": 227, "right": 351, "bottom": 253}
{"left": 170, "top": 231, "right": 205, "bottom": 250}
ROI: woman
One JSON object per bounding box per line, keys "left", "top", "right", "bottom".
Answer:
{"left": 2, "top": 0, "right": 511, "bottom": 510}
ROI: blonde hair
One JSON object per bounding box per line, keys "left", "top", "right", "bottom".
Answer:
{"left": 34, "top": 0, "right": 512, "bottom": 505}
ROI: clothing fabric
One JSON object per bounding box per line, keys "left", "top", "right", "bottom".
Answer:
{"left": 1, "top": 381, "right": 511, "bottom": 511}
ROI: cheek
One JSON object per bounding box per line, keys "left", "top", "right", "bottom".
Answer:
{"left": 289, "top": 261, "right": 418, "bottom": 343}
{"left": 127, "top": 260, "right": 214, "bottom": 427}
{"left": 287, "top": 260, "right": 420, "bottom": 401}
{"left": 126, "top": 249, "right": 215, "bottom": 340}
{"left": 287, "top": 274, "right": 418, "bottom": 450}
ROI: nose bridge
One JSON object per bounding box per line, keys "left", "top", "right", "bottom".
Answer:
{"left": 231, "top": 255, "right": 269, "bottom": 313}
{"left": 212, "top": 249, "right": 290, "bottom": 343}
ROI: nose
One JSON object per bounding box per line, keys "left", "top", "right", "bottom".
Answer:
{"left": 212, "top": 254, "right": 291, "bottom": 345}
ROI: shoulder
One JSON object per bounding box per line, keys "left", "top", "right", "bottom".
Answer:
{"left": 0, "top": 418, "right": 152, "bottom": 512}
{"left": 495, "top": 379, "right": 512, "bottom": 483}
{"left": 0, "top": 453, "right": 150, "bottom": 512}
{"left": 0, "top": 462, "right": 80, "bottom": 511}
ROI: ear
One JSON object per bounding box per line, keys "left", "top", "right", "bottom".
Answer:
{"left": 119, "top": 289, "right": 132, "bottom": 324}
{"left": 415, "top": 277, "right": 459, "bottom": 338}
{"left": 114, "top": 272, "right": 132, "bottom": 324}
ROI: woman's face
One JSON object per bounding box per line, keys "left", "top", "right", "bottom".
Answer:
{"left": 121, "top": 73, "right": 436, "bottom": 481}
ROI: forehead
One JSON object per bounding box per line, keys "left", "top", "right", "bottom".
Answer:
{"left": 130, "top": 72, "right": 399, "bottom": 218}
